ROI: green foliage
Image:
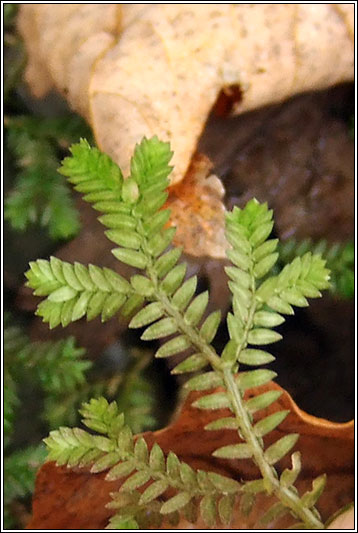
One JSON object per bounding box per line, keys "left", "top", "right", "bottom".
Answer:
{"left": 4, "top": 445, "right": 48, "bottom": 529}
{"left": 28, "top": 137, "right": 333, "bottom": 529}
{"left": 5, "top": 319, "right": 91, "bottom": 429}
{"left": 4, "top": 315, "right": 158, "bottom": 527}
{"left": 5, "top": 115, "right": 91, "bottom": 240}
{"left": 45, "top": 398, "right": 241, "bottom": 528}
{"left": 4, "top": 372, "right": 19, "bottom": 442}
{"left": 26, "top": 257, "right": 133, "bottom": 329}
{"left": 4, "top": 445, "right": 47, "bottom": 505}
{"left": 4, "top": 3, "right": 18, "bottom": 28}
{"left": 4, "top": 319, "right": 92, "bottom": 526}
{"left": 278, "top": 238, "right": 354, "bottom": 299}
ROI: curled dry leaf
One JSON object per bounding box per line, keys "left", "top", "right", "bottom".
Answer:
{"left": 18, "top": 4, "right": 354, "bottom": 184}
{"left": 17, "top": 5, "right": 354, "bottom": 257}
{"left": 165, "top": 154, "right": 226, "bottom": 258}
{"left": 27, "top": 382, "right": 354, "bottom": 529}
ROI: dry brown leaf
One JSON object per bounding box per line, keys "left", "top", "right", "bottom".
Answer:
{"left": 165, "top": 153, "right": 226, "bottom": 258}
{"left": 27, "top": 382, "right": 354, "bottom": 530}
{"left": 18, "top": 4, "right": 354, "bottom": 184}
{"left": 17, "top": 4, "right": 354, "bottom": 258}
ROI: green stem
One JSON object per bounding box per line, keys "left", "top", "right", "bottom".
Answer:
{"left": 139, "top": 232, "right": 324, "bottom": 528}
{"left": 223, "top": 368, "right": 324, "bottom": 529}
{"left": 144, "top": 253, "right": 221, "bottom": 371}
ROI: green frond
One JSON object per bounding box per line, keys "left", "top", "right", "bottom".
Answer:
{"left": 25, "top": 257, "right": 133, "bottom": 328}
{"left": 79, "top": 397, "right": 126, "bottom": 439}
{"left": 58, "top": 137, "right": 173, "bottom": 259}
{"left": 45, "top": 397, "right": 241, "bottom": 528}
{"left": 5, "top": 115, "right": 89, "bottom": 239}
{"left": 4, "top": 372, "right": 19, "bottom": 441}
{"left": 130, "top": 136, "right": 173, "bottom": 187}
{"left": 4, "top": 444, "right": 47, "bottom": 505}
{"left": 223, "top": 198, "right": 330, "bottom": 377}
{"left": 29, "top": 139, "right": 332, "bottom": 529}
{"left": 278, "top": 238, "right": 354, "bottom": 299}
{"left": 18, "top": 337, "right": 90, "bottom": 395}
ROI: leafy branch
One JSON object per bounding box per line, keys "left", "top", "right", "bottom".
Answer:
{"left": 4, "top": 312, "right": 158, "bottom": 527}
{"left": 5, "top": 115, "right": 91, "bottom": 240}
{"left": 46, "top": 398, "right": 241, "bottom": 529}
{"left": 278, "top": 238, "right": 354, "bottom": 299}
{"left": 26, "top": 137, "right": 331, "bottom": 529}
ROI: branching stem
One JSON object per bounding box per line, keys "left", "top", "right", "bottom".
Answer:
{"left": 223, "top": 369, "right": 324, "bottom": 529}
{"left": 146, "top": 247, "right": 324, "bottom": 529}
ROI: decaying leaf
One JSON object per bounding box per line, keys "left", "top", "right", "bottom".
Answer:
{"left": 17, "top": 4, "right": 354, "bottom": 258}
{"left": 165, "top": 154, "right": 226, "bottom": 258}
{"left": 27, "top": 382, "right": 354, "bottom": 529}
{"left": 18, "top": 4, "right": 354, "bottom": 184}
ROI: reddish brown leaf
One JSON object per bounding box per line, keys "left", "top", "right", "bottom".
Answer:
{"left": 166, "top": 153, "right": 226, "bottom": 258}
{"left": 27, "top": 382, "right": 354, "bottom": 529}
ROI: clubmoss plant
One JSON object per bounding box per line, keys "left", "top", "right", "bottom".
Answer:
{"left": 277, "top": 238, "right": 354, "bottom": 299}
{"left": 4, "top": 314, "right": 156, "bottom": 528}
{"left": 25, "top": 137, "right": 332, "bottom": 529}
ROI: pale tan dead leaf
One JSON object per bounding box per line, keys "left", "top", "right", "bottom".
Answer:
{"left": 17, "top": 5, "right": 354, "bottom": 259}
{"left": 27, "top": 382, "right": 354, "bottom": 530}
{"left": 18, "top": 4, "right": 354, "bottom": 185}
{"left": 327, "top": 506, "right": 355, "bottom": 530}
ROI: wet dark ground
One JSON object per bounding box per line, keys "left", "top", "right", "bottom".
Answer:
{"left": 5, "top": 83, "right": 355, "bottom": 425}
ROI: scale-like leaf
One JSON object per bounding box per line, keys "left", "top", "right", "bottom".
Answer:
{"left": 207, "top": 472, "right": 241, "bottom": 493}
{"left": 245, "top": 390, "right": 282, "bottom": 413}
{"left": 179, "top": 463, "right": 197, "bottom": 487}
{"left": 120, "top": 471, "right": 151, "bottom": 492}
{"left": 141, "top": 318, "right": 178, "bottom": 340}
{"left": 106, "top": 461, "right": 135, "bottom": 481}
{"left": 91, "top": 452, "right": 121, "bottom": 473}
{"left": 253, "top": 252, "right": 278, "bottom": 278}
{"left": 205, "top": 417, "right": 238, "bottom": 431}
{"left": 213, "top": 443, "right": 252, "bottom": 459}
{"left": 218, "top": 494, "right": 235, "bottom": 525}
{"left": 171, "top": 276, "right": 197, "bottom": 311}
{"left": 155, "top": 335, "right": 191, "bottom": 358}
{"left": 129, "top": 302, "right": 164, "bottom": 328}
{"left": 161, "top": 264, "right": 187, "bottom": 295}
{"left": 300, "top": 474, "right": 327, "bottom": 508}
{"left": 200, "top": 310, "right": 221, "bottom": 343}
{"left": 200, "top": 494, "right": 217, "bottom": 527}
{"left": 184, "top": 291, "right": 209, "bottom": 326}
{"left": 238, "top": 349, "right": 275, "bottom": 365}
{"left": 259, "top": 502, "right": 287, "bottom": 525}
{"left": 184, "top": 371, "right": 223, "bottom": 391}
{"left": 160, "top": 492, "right": 191, "bottom": 515}
{"left": 112, "top": 248, "right": 147, "bottom": 269}
{"left": 130, "top": 275, "right": 153, "bottom": 297}
{"left": 247, "top": 328, "right": 282, "bottom": 345}
{"left": 139, "top": 480, "right": 169, "bottom": 505}
{"left": 253, "top": 310, "right": 284, "bottom": 328}
{"left": 280, "top": 452, "right": 301, "bottom": 488}
{"left": 193, "top": 392, "right": 231, "bottom": 410}
{"left": 154, "top": 248, "right": 181, "bottom": 278}
{"left": 149, "top": 444, "right": 165, "bottom": 472}
{"left": 171, "top": 353, "right": 207, "bottom": 374}
{"left": 264, "top": 434, "right": 299, "bottom": 465}
{"left": 134, "top": 438, "right": 148, "bottom": 463}
{"left": 254, "top": 410, "right": 290, "bottom": 437}
{"left": 237, "top": 369, "right": 277, "bottom": 390}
